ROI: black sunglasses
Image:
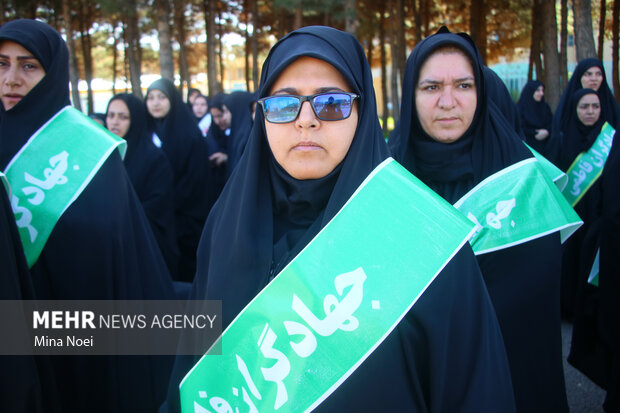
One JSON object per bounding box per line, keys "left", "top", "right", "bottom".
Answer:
{"left": 257, "top": 92, "right": 359, "bottom": 123}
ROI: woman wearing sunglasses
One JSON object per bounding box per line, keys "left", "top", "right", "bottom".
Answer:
{"left": 161, "top": 26, "right": 515, "bottom": 413}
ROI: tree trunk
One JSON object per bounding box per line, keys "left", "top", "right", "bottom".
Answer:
{"left": 218, "top": 14, "right": 225, "bottom": 91}
{"left": 470, "top": 0, "right": 487, "bottom": 64}
{"left": 124, "top": 3, "right": 143, "bottom": 98}
{"left": 294, "top": 2, "right": 303, "bottom": 29}
{"left": 529, "top": 0, "right": 543, "bottom": 82}
{"left": 573, "top": 0, "right": 597, "bottom": 60}
{"left": 123, "top": 30, "right": 129, "bottom": 93}
{"left": 123, "top": 28, "right": 130, "bottom": 93}
{"left": 156, "top": 0, "right": 174, "bottom": 80}
{"left": 388, "top": 0, "right": 400, "bottom": 121}
{"left": 251, "top": 0, "right": 259, "bottom": 91}
{"left": 79, "top": 1, "right": 94, "bottom": 115}
{"left": 540, "top": 0, "right": 561, "bottom": 110}
{"left": 204, "top": 0, "right": 219, "bottom": 96}
{"left": 613, "top": 0, "right": 619, "bottom": 102}
{"left": 560, "top": 0, "right": 568, "bottom": 89}
{"left": 244, "top": 1, "right": 251, "bottom": 92}
{"left": 528, "top": 0, "right": 539, "bottom": 81}
{"left": 421, "top": 0, "right": 429, "bottom": 37}
{"left": 380, "top": 8, "right": 389, "bottom": 133}
{"left": 412, "top": 0, "right": 421, "bottom": 44}
{"left": 112, "top": 22, "right": 118, "bottom": 96}
{"left": 345, "top": 0, "right": 358, "bottom": 35}
{"left": 396, "top": 0, "right": 407, "bottom": 78}
{"left": 598, "top": 0, "right": 606, "bottom": 61}
{"left": 173, "top": 0, "right": 190, "bottom": 96}
{"left": 366, "top": 22, "right": 374, "bottom": 67}
{"left": 323, "top": 10, "right": 330, "bottom": 27}
{"left": 62, "top": 0, "right": 82, "bottom": 111}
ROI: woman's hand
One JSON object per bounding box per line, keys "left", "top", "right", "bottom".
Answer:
{"left": 209, "top": 152, "right": 228, "bottom": 166}
{"left": 534, "top": 129, "right": 549, "bottom": 141}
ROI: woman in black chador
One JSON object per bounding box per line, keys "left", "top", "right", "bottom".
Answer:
{"left": 106, "top": 93, "right": 178, "bottom": 277}
{"left": 553, "top": 59, "right": 620, "bottom": 147}
{"left": 207, "top": 91, "right": 255, "bottom": 177}
{"left": 517, "top": 80, "right": 554, "bottom": 157}
{"left": 191, "top": 94, "right": 211, "bottom": 137}
{"left": 389, "top": 27, "right": 569, "bottom": 413}
{"left": 559, "top": 89, "right": 608, "bottom": 319}
{"left": 597, "top": 123, "right": 620, "bottom": 413}
{"left": 160, "top": 25, "right": 516, "bottom": 413}
{"left": 0, "top": 185, "right": 60, "bottom": 412}
{"left": 0, "top": 19, "right": 175, "bottom": 412}
{"left": 560, "top": 88, "right": 620, "bottom": 413}
{"left": 146, "top": 78, "right": 213, "bottom": 282}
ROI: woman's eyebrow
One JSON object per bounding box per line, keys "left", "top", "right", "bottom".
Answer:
{"left": 418, "top": 76, "right": 474, "bottom": 86}
{"left": 271, "top": 86, "right": 346, "bottom": 95}
{"left": 418, "top": 79, "right": 442, "bottom": 86}
{"left": 0, "top": 53, "right": 37, "bottom": 60}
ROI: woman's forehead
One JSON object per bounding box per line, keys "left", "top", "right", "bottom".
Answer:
{"left": 270, "top": 56, "right": 351, "bottom": 93}
{"left": 0, "top": 39, "right": 37, "bottom": 59}
{"left": 578, "top": 93, "right": 600, "bottom": 104}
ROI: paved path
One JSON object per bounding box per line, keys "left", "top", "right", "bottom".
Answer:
{"left": 562, "top": 321, "right": 606, "bottom": 412}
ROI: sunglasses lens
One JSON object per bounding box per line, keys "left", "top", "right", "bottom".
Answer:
{"left": 262, "top": 96, "right": 301, "bottom": 123}
{"left": 312, "top": 93, "right": 353, "bottom": 120}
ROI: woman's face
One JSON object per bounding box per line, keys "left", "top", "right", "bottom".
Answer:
{"left": 0, "top": 40, "right": 46, "bottom": 111}
{"left": 580, "top": 66, "right": 603, "bottom": 91}
{"left": 106, "top": 99, "right": 131, "bottom": 138}
{"left": 414, "top": 50, "right": 477, "bottom": 143}
{"left": 210, "top": 106, "right": 231, "bottom": 130}
{"left": 576, "top": 93, "right": 601, "bottom": 126}
{"left": 193, "top": 96, "right": 208, "bottom": 118}
{"left": 146, "top": 89, "right": 171, "bottom": 119}
{"left": 188, "top": 89, "right": 200, "bottom": 105}
{"left": 533, "top": 85, "right": 544, "bottom": 102}
{"left": 264, "top": 56, "right": 358, "bottom": 180}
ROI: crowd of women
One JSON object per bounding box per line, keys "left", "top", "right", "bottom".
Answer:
{"left": 0, "top": 17, "right": 618, "bottom": 413}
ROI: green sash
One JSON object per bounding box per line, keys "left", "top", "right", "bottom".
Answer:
{"left": 4, "top": 106, "right": 126, "bottom": 267}
{"left": 180, "top": 158, "right": 475, "bottom": 413}
{"left": 563, "top": 122, "right": 615, "bottom": 207}
{"left": 525, "top": 143, "right": 568, "bottom": 191}
{"left": 588, "top": 248, "right": 600, "bottom": 287}
{"left": 454, "top": 158, "right": 582, "bottom": 255}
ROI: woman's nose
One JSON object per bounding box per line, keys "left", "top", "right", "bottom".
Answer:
{"left": 295, "top": 101, "right": 318, "bottom": 128}
{"left": 438, "top": 88, "right": 456, "bottom": 109}
{"left": 3, "top": 65, "right": 19, "bottom": 86}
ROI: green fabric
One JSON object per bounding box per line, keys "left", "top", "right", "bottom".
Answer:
{"left": 4, "top": 106, "right": 126, "bottom": 267}
{"left": 588, "top": 248, "right": 599, "bottom": 287}
{"left": 525, "top": 143, "right": 568, "bottom": 191}
{"left": 454, "top": 158, "right": 582, "bottom": 255}
{"left": 563, "top": 122, "right": 615, "bottom": 207}
{"left": 180, "top": 158, "right": 475, "bottom": 413}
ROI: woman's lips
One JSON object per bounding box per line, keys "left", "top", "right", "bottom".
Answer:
{"left": 4, "top": 94, "right": 22, "bottom": 102}
{"left": 293, "top": 141, "right": 322, "bottom": 150}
